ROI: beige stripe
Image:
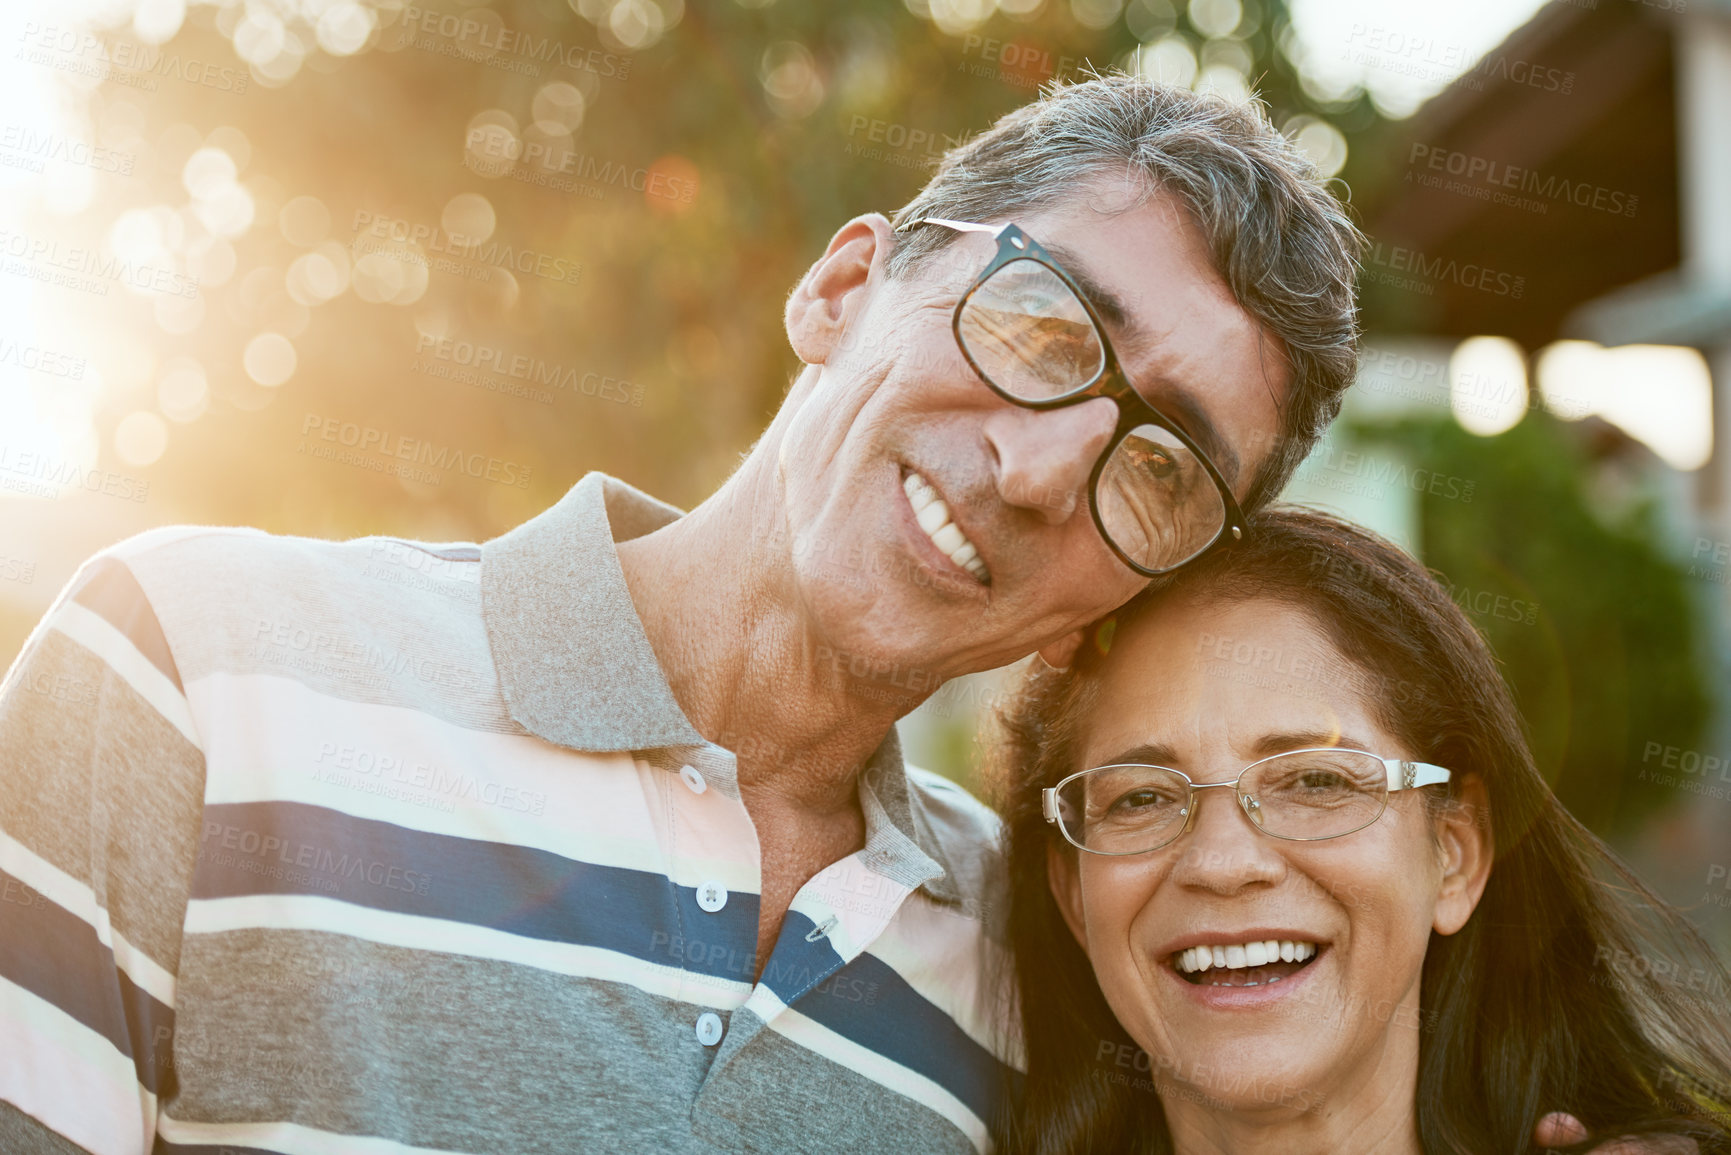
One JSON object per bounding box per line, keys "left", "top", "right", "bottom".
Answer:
{"left": 50, "top": 601, "right": 199, "bottom": 750}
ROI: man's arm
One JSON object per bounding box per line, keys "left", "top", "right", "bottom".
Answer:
{"left": 0, "top": 555, "right": 207, "bottom": 1154}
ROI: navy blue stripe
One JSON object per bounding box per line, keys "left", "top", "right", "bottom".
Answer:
{"left": 792, "top": 949, "right": 1020, "bottom": 1125}
{"left": 192, "top": 801, "right": 759, "bottom": 982}
{"left": 759, "top": 909, "right": 846, "bottom": 1006}
{"left": 69, "top": 557, "right": 183, "bottom": 692}
{"left": 0, "top": 866, "right": 176, "bottom": 1095}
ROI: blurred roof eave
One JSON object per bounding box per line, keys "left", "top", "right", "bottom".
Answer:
{"left": 1348, "top": 0, "right": 1684, "bottom": 349}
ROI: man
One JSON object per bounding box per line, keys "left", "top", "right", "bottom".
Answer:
{"left": 0, "top": 76, "right": 1619, "bottom": 1154}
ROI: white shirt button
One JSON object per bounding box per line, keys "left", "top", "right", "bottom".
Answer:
{"left": 696, "top": 880, "right": 728, "bottom": 913}
{"left": 679, "top": 764, "right": 707, "bottom": 794}
{"left": 695, "top": 1012, "right": 724, "bottom": 1046}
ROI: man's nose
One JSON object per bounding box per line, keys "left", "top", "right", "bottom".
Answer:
{"left": 983, "top": 397, "right": 1118, "bottom": 526}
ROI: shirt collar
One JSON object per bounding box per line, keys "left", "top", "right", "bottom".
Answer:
{"left": 481, "top": 471, "right": 703, "bottom": 751}
{"left": 479, "top": 472, "right": 965, "bottom": 904}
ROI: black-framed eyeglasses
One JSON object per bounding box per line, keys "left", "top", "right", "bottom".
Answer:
{"left": 1042, "top": 748, "right": 1453, "bottom": 856}
{"left": 897, "top": 216, "right": 1249, "bottom": 577}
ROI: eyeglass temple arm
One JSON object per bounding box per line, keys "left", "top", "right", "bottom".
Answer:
{"left": 1041, "top": 787, "right": 1059, "bottom": 823}
{"left": 895, "top": 217, "right": 1003, "bottom": 236}
{"left": 1386, "top": 760, "right": 1451, "bottom": 791}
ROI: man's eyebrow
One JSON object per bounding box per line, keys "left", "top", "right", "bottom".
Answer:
{"left": 1042, "top": 241, "right": 1138, "bottom": 338}
{"left": 1155, "top": 387, "right": 1241, "bottom": 487}
{"left": 1042, "top": 240, "right": 1241, "bottom": 488}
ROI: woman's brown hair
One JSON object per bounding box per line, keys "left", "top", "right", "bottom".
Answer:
{"left": 987, "top": 506, "right": 1731, "bottom": 1154}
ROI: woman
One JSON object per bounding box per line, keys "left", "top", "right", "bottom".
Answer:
{"left": 988, "top": 506, "right": 1731, "bottom": 1154}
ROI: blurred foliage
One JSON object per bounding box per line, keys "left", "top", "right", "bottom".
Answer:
{"left": 69, "top": 0, "right": 1376, "bottom": 543}
{"left": 1353, "top": 411, "right": 1712, "bottom": 839}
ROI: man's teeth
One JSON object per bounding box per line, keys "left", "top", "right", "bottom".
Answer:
{"left": 1174, "top": 939, "right": 1318, "bottom": 976}
{"left": 903, "top": 471, "right": 988, "bottom": 582}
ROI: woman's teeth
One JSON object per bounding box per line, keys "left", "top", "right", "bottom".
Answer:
{"left": 1173, "top": 939, "right": 1319, "bottom": 986}
{"left": 903, "top": 471, "right": 988, "bottom": 582}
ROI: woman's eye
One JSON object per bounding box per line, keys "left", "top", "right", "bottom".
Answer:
{"left": 1111, "top": 788, "right": 1171, "bottom": 813}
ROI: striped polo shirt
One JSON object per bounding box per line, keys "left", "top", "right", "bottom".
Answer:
{"left": 0, "top": 472, "right": 1022, "bottom": 1155}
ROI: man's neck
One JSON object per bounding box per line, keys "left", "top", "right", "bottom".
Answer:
{"left": 614, "top": 456, "right": 922, "bottom": 818}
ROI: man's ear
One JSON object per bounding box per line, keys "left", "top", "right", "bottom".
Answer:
{"left": 1433, "top": 772, "right": 1493, "bottom": 936}
{"left": 1048, "top": 840, "right": 1089, "bottom": 951}
{"left": 785, "top": 213, "right": 895, "bottom": 367}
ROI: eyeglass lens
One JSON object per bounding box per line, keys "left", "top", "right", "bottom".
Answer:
{"left": 957, "top": 258, "right": 1226, "bottom": 573}
{"left": 1056, "top": 749, "right": 1391, "bottom": 854}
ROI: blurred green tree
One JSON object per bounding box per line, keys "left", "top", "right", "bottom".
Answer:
{"left": 1352, "top": 411, "right": 1712, "bottom": 839}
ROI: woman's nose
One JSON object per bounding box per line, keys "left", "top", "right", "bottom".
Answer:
{"left": 1167, "top": 785, "right": 1285, "bottom": 893}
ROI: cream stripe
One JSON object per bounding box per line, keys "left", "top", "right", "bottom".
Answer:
{"left": 0, "top": 976, "right": 155, "bottom": 1155}
{"left": 184, "top": 671, "right": 762, "bottom": 891}
{"left": 766, "top": 1005, "right": 990, "bottom": 1155}
{"left": 50, "top": 600, "right": 200, "bottom": 750}
{"left": 0, "top": 834, "right": 177, "bottom": 1008}
{"left": 184, "top": 893, "right": 754, "bottom": 1009}
{"left": 156, "top": 1114, "right": 470, "bottom": 1155}
{"left": 865, "top": 895, "right": 1018, "bottom": 1066}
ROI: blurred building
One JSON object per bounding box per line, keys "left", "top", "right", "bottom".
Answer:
{"left": 1326, "top": 0, "right": 1731, "bottom": 920}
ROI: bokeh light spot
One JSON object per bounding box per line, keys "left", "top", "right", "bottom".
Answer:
{"left": 115, "top": 412, "right": 168, "bottom": 466}
{"left": 244, "top": 333, "right": 298, "bottom": 386}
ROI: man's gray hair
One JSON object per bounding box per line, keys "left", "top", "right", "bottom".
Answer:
{"left": 888, "top": 74, "right": 1365, "bottom": 513}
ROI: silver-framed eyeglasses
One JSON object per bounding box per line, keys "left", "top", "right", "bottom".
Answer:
{"left": 1042, "top": 748, "right": 1453, "bottom": 856}
{"left": 895, "top": 216, "right": 1249, "bottom": 577}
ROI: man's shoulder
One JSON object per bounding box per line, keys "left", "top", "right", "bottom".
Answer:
{"left": 102, "top": 521, "right": 482, "bottom": 604}
{"left": 82, "top": 522, "right": 491, "bottom": 690}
